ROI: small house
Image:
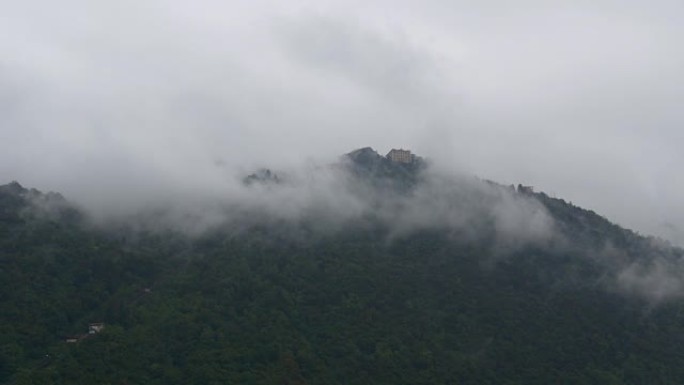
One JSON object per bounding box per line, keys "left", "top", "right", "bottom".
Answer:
{"left": 89, "top": 323, "right": 105, "bottom": 334}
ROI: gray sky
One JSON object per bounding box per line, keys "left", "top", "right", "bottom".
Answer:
{"left": 1, "top": 0, "right": 683, "bottom": 244}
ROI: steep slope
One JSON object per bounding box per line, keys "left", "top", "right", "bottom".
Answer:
{"left": 1, "top": 151, "right": 684, "bottom": 384}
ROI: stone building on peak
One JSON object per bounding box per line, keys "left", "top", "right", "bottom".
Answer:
{"left": 386, "top": 149, "right": 415, "bottom": 164}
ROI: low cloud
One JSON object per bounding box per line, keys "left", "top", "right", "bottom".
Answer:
{"left": 13, "top": 150, "right": 684, "bottom": 304}
{"left": 616, "top": 257, "right": 684, "bottom": 303}
{"left": 71, "top": 152, "right": 557, "bottom": 255}
{"left": 583, "top": 239, "right": 684, "bottom": 303}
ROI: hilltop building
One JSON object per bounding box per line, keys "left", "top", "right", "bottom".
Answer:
{"left": 386, "top": 149, "right": 414, "bottom": 164}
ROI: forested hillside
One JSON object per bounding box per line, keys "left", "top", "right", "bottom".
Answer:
{"left": 2, "top": 149, "right": 684, "bottom": 384}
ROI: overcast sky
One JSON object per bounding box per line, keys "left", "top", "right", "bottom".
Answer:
{"left": 1, "top": 0, "right": 683, "bottom": 244}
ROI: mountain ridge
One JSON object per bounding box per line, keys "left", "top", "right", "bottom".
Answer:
{"left": 2, "top": 149, "right": 684, "bottom": 384}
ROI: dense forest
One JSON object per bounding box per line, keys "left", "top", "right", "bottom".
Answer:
{"left": 2, "top": 148, "right": 684, "bottom": 384}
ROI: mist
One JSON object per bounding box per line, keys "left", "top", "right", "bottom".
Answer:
{"left": 2, "top": 0, "right": 684, "bottom": 245}
{"left": 616, "top": 257, "right": 684, "bottom": 303}
{"left": 71, "top": 152, "right": 553, "bottom": 249}
{"left": 11, "top": 142, "right": 684, "bottom": 303}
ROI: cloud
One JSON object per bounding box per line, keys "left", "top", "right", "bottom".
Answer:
{"left": 275, "top": 15, "right": 452, "bottom": 107}
{"left": 1, "top": 0, "right": 683, "bottom": 245}
{"left": 616, "top": 257, "right": 684, "bottom": 303}
{"left": 66, "top": 150, "right": 556, "bottom": 263}
{"left": 14, "top": 144, "right": 684, "bottom": 304}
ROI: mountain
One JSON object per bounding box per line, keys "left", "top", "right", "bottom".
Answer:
{"left": 1, "top": 149, "right": 684, "bottom": 385}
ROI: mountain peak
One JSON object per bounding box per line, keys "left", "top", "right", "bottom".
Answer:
{"left": 243, "top": 168, "right": 281, "bottom": 186}
{"left": 345, "top": 147, "right": 383, "bottom": 162}
{"left": 0, "top": 180, "right": 27, "bottom": 195}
